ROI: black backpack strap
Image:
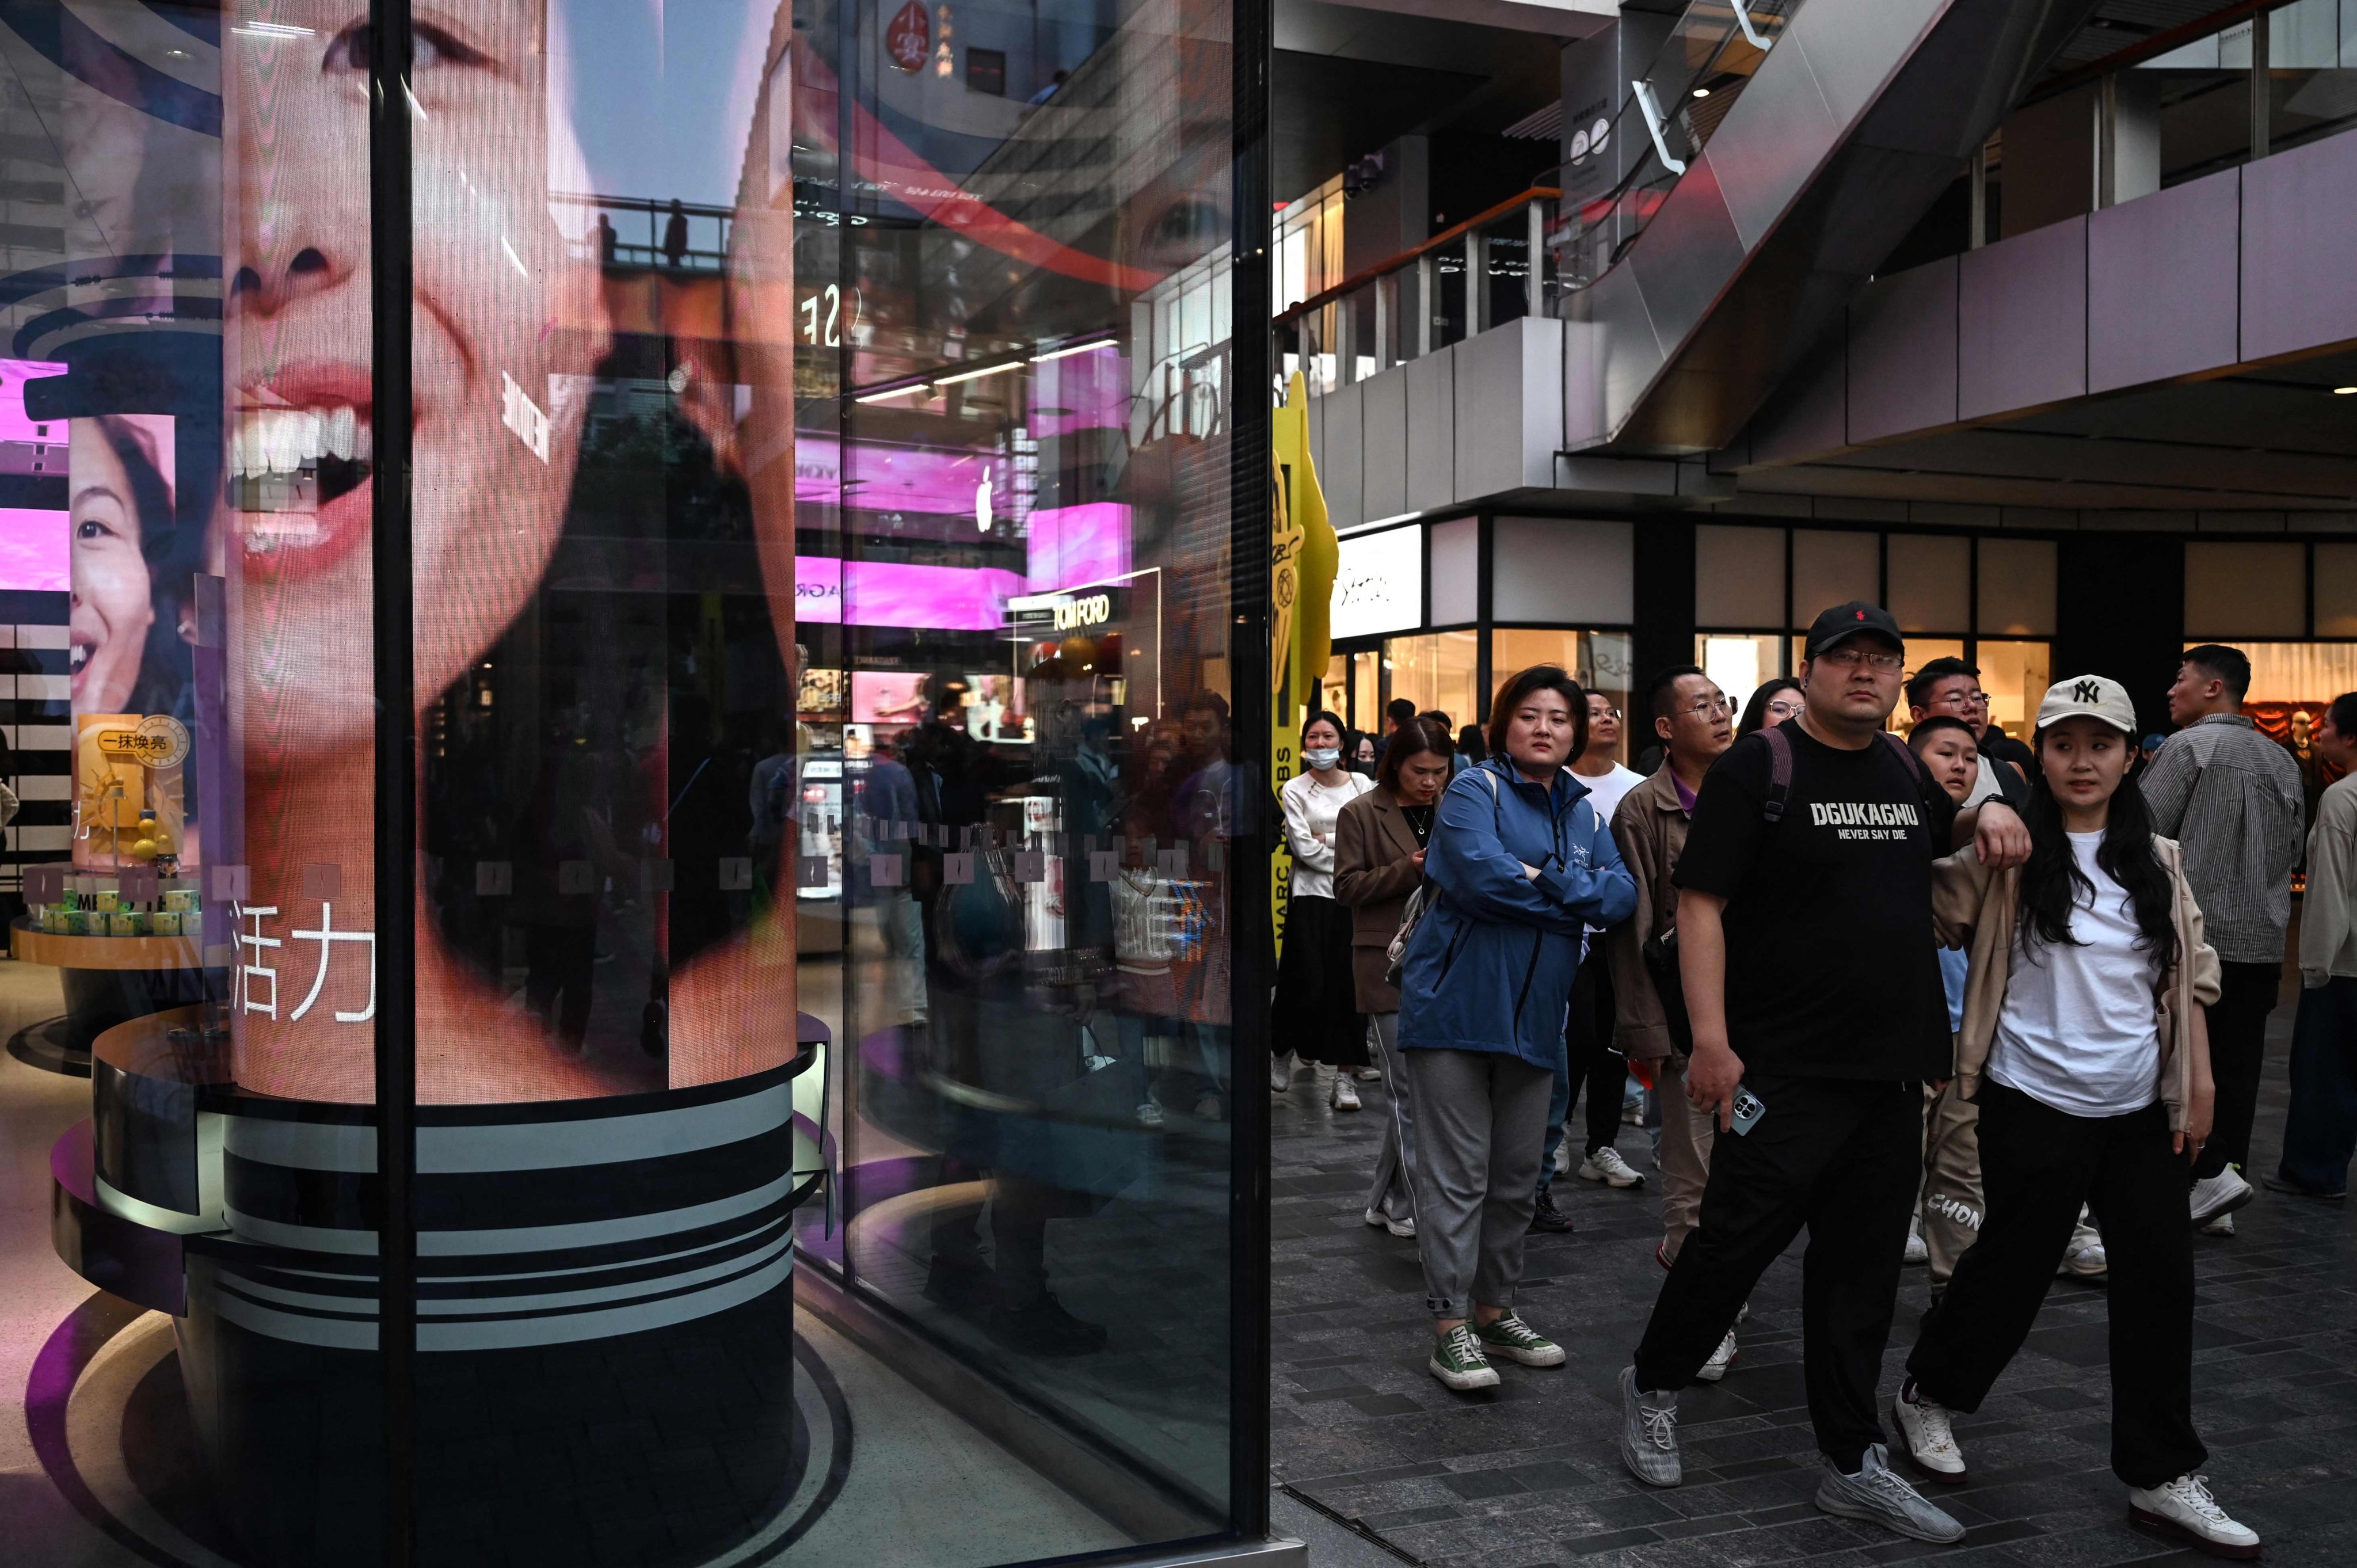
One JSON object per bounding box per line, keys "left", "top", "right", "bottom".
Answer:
{"left": 1879, "top": 729, "right": 1926, "bottom": 782}
{"left": 1761, "top": 725, "right": 1793, "bottom": 823}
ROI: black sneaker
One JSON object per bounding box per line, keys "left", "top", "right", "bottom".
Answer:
{"left": 1529, "top": 1188, "right": 1575, "bottom": 1234}
{"left": 989, "top": 1293, "right": 1109, "bottom": 1357}
{"left": 2259, "top": 1170, "right": 2347, "bottom": 1202}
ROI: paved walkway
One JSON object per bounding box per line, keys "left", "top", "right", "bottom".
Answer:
{"left": 1269, "top": 1022, "right": 2357, "bottom": 1568}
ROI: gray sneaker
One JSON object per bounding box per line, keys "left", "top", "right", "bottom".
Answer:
{"left": 1619, "top": 1366, "right": 1681, "bottom": 1487}
{"left": 1814, "top": 1444, "right": 1966, "bottom": 1543}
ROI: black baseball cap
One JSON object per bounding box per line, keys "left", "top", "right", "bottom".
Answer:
{"left": 1803, "top": 601, "right": 1904, "bottom": 660}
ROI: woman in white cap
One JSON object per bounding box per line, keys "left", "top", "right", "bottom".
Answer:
{"left": 1890, "top": 674, "right": 2259, "bottom": 1560}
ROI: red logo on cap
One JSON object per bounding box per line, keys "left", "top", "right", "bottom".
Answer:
{"left": 1855, "top": 610, "right": 1865, "bottom": 619}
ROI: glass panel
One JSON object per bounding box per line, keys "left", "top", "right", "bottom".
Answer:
{"left": 1387, "top": 630, "right": 1480, "bottom": 734}
{"left": 1490, "top": 630, "right": 1633, "bottom": 763}
{"left": 12, "top": 1, "right": 383, "bottom": 1561}
{"left": 1695, "top": 524, "right": 1787, "bottom": 629}
{"left": 1892, "top": 639, "right": 1968, "bottom": 734}
{"left": 1978, "top": 640, "right": 2054, "bottom": 753}
{"left": 2134, "top": 24, "right": 2255, "bottom": 187}
{"left": 2186, "top": 541, "right": 2307, "bottom": 638}
{"left": 1789, "top": 528, "right": 1879, "bottom": 626}
{"left": 1697, "top": 632, "right": 1786, "bottom": 727}
{"left": 1975, "top": 537, "right": 2057, "bottom": 637}
{"left": 2269, "top": 0, "right": 2357, "bottom": 153}
{"left": 1322, "top": 654, "right": 1350, "bottom": 723}
{"left": 814, "top": 0, "right": 1245, "bottom": 1550}
{"left": 1353, "top": 648, "right": 1380, "bottom": 734}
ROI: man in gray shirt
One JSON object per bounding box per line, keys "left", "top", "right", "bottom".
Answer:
{"left": 2138, "top": 645, "right": 2306, "bottom": 1232}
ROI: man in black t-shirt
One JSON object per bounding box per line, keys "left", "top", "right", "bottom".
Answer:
{"left": 1616, "top": 603, "right": 2030, "bottom": 1546}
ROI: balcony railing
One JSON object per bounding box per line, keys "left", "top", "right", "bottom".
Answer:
{"left": 550, "top": 192, "right": 735, "bottom": 273}
{"left": 1549, "top": 0, "right": 1798, "bottom": 294}
{"left": 1271, "top": 188, "right": 1559, "bottom": 395}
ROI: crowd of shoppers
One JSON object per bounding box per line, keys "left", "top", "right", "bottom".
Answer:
{"left": 1285, "top": 609, "right": 2357, "bottom": 1560}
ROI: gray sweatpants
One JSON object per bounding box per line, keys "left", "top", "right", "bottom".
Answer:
{"left": 1404, "top": 1047, "right": 1553, "bottom": 1318}
{"left": 1362, "top": 1013, "right": 1419, "bottom": 1221}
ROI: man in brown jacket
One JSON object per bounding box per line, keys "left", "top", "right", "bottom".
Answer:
{"left": 1609, "top": 666, "right": 1733, "bottom": 1266}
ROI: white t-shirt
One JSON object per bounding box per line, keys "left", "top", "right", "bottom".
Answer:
{"left": 1987, "top": 830, "right": 2163, "bottom": 1117}
{"left": 1281, "top": 770, "right": 1374, "bottom": 900}
{"left": 1574, "top": 762, "right": 1646, "bottom": 823}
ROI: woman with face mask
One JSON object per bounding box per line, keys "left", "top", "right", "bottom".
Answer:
{"left": 1273, "top": 711, "right": 1376, "bottom": 1109}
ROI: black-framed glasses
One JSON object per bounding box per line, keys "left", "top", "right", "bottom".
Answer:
{"left": 1817, "top": 647, "right": 1905, "bottom": 672}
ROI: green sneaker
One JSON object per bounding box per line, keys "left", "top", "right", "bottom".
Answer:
{"left": 1429, "top": 1324, "right": 1501, "bottom": 1391}
{"left": 1475, "top": 1311, "right": 1566, "bottom": 1367}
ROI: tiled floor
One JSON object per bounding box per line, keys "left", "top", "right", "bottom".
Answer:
{"left": 1268, "top": 1025, "right": 2357, "bottom": 1568}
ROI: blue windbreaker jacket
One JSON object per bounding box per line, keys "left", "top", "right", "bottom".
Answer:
{"left": 1396, "top": 756, "right": 1638, "bottom": 1068}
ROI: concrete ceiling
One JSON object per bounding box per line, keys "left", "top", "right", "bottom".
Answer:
{"left": 1726, "top": 347, "right": 2357, "bottom": 516}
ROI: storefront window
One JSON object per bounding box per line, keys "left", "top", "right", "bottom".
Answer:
{"left": 1978, "top": 639, "right": 2053, "bottom": 748}
{"left": 1491, "top": 629, "right": 1632, "bottom": 759}
{"left": 1697, "top": 632, "right": 1784, "bottom": 726}
{"left": 1388, "top": 630, "right": 1480, "bottom": 732}
{"left": 10, "top": 2, "right": 1256, "bottom": 1565}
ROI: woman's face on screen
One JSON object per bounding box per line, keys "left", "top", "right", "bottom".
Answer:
{"left": 224, "top": 2, "right": 611, "bottom": 738}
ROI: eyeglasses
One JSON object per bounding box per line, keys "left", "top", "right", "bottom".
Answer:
{"left": 1679, "top": 696, "right": 1732, "bottom": 718}
{"left": 1593, "top": 706, "right": 1623, "bottom": 721}
{"left": 1764, "top": 695, "right": 1806, "bottom": 718}
{"left": 1816, "top": 647, "right": 1905, "bottom": 672}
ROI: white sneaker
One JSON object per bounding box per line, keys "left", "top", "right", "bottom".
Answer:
{"left": 1364, "top": 1207, "right": 1415, "bottom": 1237}
{"left": 1903, "top": 1227, "right": 1930, "bottom": 1267}
{"left": 1269, "top": 1052, "right": 1295, "bottom": 1093}
{"left": 1331, "top": 1075, "right": 1361, "bottom": 1112}
{"left": 2199, "top": 1211, "right": 2237, "bottom": 1237}
{"left": 1353, "top": 1067, "right": 1383, "bottom": 1081}
{"left": 1892, "top": 1386, "right": 1967, "bottom": 1481}
{"left": 1694, "top": 1329, "right": 1738, "bottom": 1382}
{"left": 1135, "top": 1101, "right": 1164, "bottom": 1128}
{"left": 2128, "top": 1473, "right": 2260, "bottom": 1559}
{"left": 2059, "top": 1233, "right": 2108, "bottom": 1278}
{"left": 2188, "top": 1167, "right": 2253, "bottom": 1228}
{"left": 1578, "top": 1147, "right": 1646, "bottom": 1188}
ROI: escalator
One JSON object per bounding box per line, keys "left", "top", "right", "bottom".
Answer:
{"left": 1560, "top": 0, "right": 2099, "bottom": 454}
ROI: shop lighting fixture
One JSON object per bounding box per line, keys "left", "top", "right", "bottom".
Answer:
{"left": 1031, "top": 337, "right": 1118, "bottom": 363}
{"left": 2336, "top": 386, "right": 2357, "bottom": 395}
{"left": 232, "top": 21, "right": 315, "bottom": 37}
{"left": 1693, "top": 86, "right": 1711, "bottom": 98}
{"left": 935, "top": 361, "right": 1021, "bottom": 387}
{"left": 855, "top": 382, "right": 927, "bottom": 404}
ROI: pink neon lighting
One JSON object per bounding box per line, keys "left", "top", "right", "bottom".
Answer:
{"left": 1026, "top": 503, "right": 1132, "bottom": 591}
{"left": 796, "top": 555, "right": 1024, "bottom": 631}
{"left": 0, "top": 359, "right": 68, "bottom": 446}
{"left": 0, "top": 507, "right": 67, "bottom": 592}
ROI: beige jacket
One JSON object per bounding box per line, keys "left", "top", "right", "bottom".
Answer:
{"left": 1607, "top": 764, "right": 1690, "bottom": 1062}
{"left": 1932, "top": 835, "right": 2221, "bottom": 1133}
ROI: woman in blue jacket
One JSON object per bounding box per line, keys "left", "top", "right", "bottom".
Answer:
{"left": 1399, "top": 665, "right": 1638, "bottom": 1391}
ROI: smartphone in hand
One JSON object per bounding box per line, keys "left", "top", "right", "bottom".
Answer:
{"left": 1730, "top": 1086, "right": 1766, "bottom": 1136}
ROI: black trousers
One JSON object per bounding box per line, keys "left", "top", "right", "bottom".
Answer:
{"left": 1632, "top": 1074, "right": 1921, "bottom": 1470}
{"left": 2192, "top": 960, "right": 2282, "bottom": 1180}
{"left": 1565, "top": 943, "right": 1628, "bottom": 1155}
{"left": 1908, "top": 1082, "right": 2204, "bottom": 1489}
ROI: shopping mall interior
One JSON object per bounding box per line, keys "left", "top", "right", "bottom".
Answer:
{"left": 0, "top": 0, "right": 2351, "bottom": 1565}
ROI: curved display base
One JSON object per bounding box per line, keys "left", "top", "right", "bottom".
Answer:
{"left": 27, "top": 1295, "right": 854, "bottom": 1568}
{"left": 7, "top": 1013, "right": 86, "bottom": 1076}
{"left": 48, "top": 1010, "right": 832, "bottom": 1567}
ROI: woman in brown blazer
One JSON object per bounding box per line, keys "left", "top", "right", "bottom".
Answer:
{"left": 1334, "top": 719, "right": 1457, "bottom": 1236}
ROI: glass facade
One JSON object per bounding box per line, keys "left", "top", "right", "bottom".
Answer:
{"left": 9, "top": 2, "right": 1262, "bottom": 1565}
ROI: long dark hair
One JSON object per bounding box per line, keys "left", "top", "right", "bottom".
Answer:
{"left": 1738, "top": 677, "right": 1802, "bottom": 737}
{"left": 2015, "top": 728, "right": 2179, "bottom": 970}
